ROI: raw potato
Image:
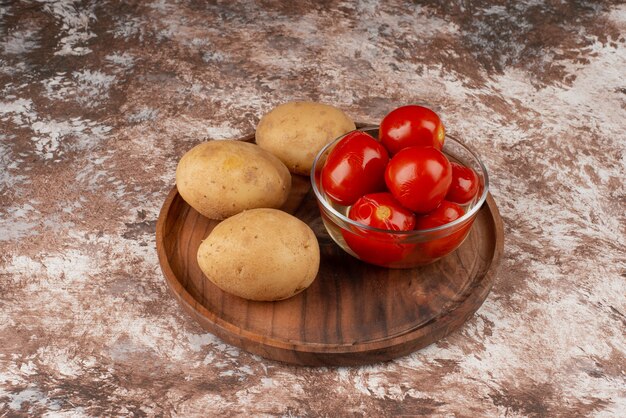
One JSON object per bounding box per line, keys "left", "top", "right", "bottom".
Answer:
{"left": 256, "top": 101, "right": 356, "bottom": 175}
{"left": 197, "top": 208, "right": 320, "bottom": 301}
{"left": 176, "top": 141, "right": 291, "bottom": 220}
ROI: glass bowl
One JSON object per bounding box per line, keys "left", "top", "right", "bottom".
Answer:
{"left": 310, "top": 127, "right": 489, "bottom": 269}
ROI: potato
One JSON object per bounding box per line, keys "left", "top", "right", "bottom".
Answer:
{"left": 255, "top": 101, "right": 356, "bottom": 175}
{"left": 176, "top": 141, "right": 291, "bottom": 220}
{"left": 197, "top": 208, "right": 320, "bottom": 301}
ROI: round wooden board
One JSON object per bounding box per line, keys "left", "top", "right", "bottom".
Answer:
{"left": 156, "top": 159, "right": 504, "bottom": 366}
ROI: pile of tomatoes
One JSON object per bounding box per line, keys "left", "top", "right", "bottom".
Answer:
{"left": 320, "top": 105, "right": 480, "bottom": 267}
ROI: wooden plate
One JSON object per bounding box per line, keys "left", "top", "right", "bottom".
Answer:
{"left": 156, "top": 135, "right": 504, "bottom": 366}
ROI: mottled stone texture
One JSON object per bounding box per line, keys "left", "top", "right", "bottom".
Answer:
{"left": 1, "top": 0, "right": 625, "bottom": 416}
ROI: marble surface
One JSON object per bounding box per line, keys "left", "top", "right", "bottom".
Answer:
{"left": 1, "top": 1, "right": 625, "bottom": 416}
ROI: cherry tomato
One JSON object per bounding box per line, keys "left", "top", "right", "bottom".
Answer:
{"left": 446, "top": 162, "right": 479, "bottom": 204}
{"left": 379, "top": 105, "right": 445, "bottom": 154}
{"left": 415, "top": 201, "right": 470, "bottom": 259}
{"left": 321, "top": 131, "right": 389, "bottom": 206}
{"left": 384, "top": 146, "right": 452, "bottom": 214}
{"left": 414, "top": 201, "right": 464, "bottom": 230}
{"left": 342, "top": 193, "right": 416, "bottom": 267}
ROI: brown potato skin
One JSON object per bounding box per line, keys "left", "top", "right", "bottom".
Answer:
{"left": 255, "top": 101, "right": 356, "bottom": 175}
{"left": 197, "top": 208, "right": 320, "bottom": 301}
{"left": 176, "top": 141, "right": 291, "bottom": 220}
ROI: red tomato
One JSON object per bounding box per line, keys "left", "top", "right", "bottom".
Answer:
{"left": 384, "top": 146, "right": 452, "bottom": 214}
{"left": 415, "top": 201, "right": 470, "bottom": 259}
{"left": 342, "top": 193, "right": 416, "bottom": 267}
{"left": 321, "top": 131, "right": 389, "bottom": 206}
{"left": 446, "top": 162, "right": 479, "bottom": 204}
{"left": 414, "top": 201, "right": 464, "bottom": 230}
{"left": 379, "top": 105, "right": 445, "bottom": 154}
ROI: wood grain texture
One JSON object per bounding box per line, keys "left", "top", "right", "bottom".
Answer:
{"left": 156, "top": 165, "right": 504, "bottom": 366}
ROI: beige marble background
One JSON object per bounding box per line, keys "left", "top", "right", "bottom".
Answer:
{"left": 1, "top": 0, "right": 625, "bottom": 416}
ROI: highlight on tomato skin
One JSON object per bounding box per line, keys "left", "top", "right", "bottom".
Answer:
{"left": 321, "top": 131, "right": 389, "bottom": 206}
{"left": 379, "top": 105, "right": 445, "bottom": 155}
{"left": 341, "top": 192, "right": 416, "bottom": 267}
{"left": 384, "top": 146, "right": 452, "bottom": 214}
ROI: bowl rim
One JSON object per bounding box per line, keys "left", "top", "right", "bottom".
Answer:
{"left": 310, "top": 126, "right": 490, "bottom": 236}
